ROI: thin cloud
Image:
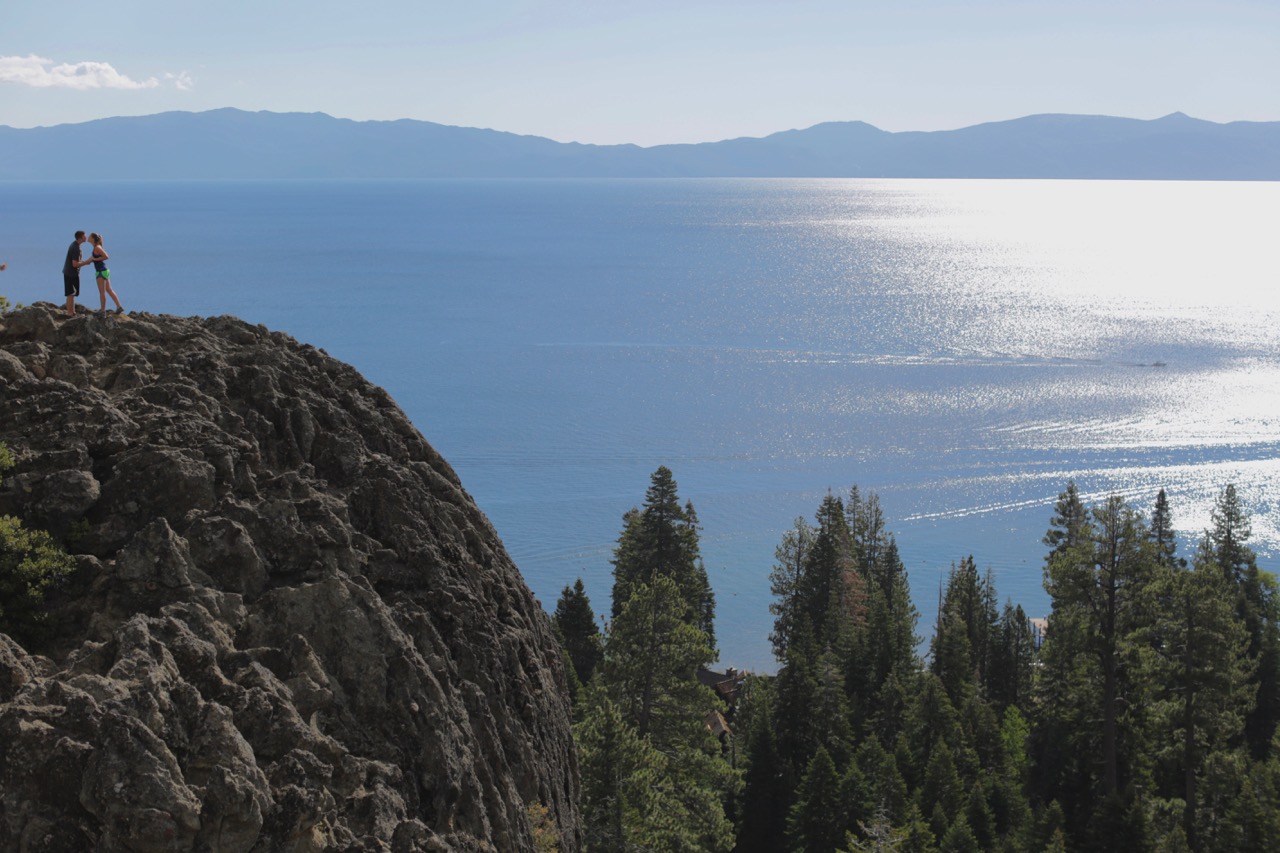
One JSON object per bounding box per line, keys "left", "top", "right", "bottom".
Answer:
{"left": 165, "top": 71, "right": 195, "bottom": 91}
{"left": 0, "top": 54, "right": 160, "bottom": 90}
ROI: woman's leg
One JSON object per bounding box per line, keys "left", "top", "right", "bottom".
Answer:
{"left": 97, "top": 276, "right": 108, "bottom": 311}
{"left": 99, "top": 274, "right": 123, "bottom": 311}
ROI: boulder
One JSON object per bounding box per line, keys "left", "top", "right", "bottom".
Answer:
{"left": 0, "top": 304, "right": 579, "bottom": 852}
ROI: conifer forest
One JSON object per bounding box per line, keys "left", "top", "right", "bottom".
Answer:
{"left": 553, "top": 467, "right": 1280, "bottom": 853}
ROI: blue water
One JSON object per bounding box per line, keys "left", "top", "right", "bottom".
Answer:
{"left": 3, "top": 178, "right": 1279, "bottom": 671}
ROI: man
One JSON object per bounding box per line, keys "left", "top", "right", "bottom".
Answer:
{"left": 63, "top": 230, "right": 92, "bottom": 317}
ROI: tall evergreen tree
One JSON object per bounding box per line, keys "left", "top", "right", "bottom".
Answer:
{"left": 771, "top": 651, "right": 824, "bottom": 797}
{"left": 812, "top": 648, "right": 855, "bottom": 767}
{"left": 919, "top": 740, "right": 965, "bottom": 832}
{"left": 930, "top": 598, "right": 974, "bottom": 706}
{"left": 1221, "top": 750, "right": 1280, "bottom": 850}
{"left": 1043, "top": 480, "right": 1088, "bottom": 560}
{"left": 611, "top": 466, "right": 716, "bottom": 645}
{"left": 770, "top": 517, "right": 816, "bottom": 663}
{"left": 734, "top": 676, "right": 791, "bottom": 853}
{"left": 848, "top": 487, "right": 888, "bottom": 587}
{"left": 1209, "top": 484, "right": 1253, "bottom": 578}
{"left": 1041, "top": 494, "right": 1155, "bottom": 799}
{"left": 575, "top": 683, "right": 669, "bottom": 851}
{"left": 798, "top": 493, "right": 864, "bottom": 644}
{"left": 930, "top": 557, "right": 997, "bottom": 704}
{"left": 1035, "top": 491, "right": 1160, "bottom": 845}
{"left": 988, "top": 602, "right": 1036, "bottom": 712}
{"left": 552, "top": 577, "right": 603, "bottom": 688}
{"left": 1205, "top": 483, "right": 1280, "bottom": 757}
{"left": 856, "top": 735, "right": 910, "bottom": 825}
{"left": 894, "top": 804, "right": 938, "bottom": 853}
{"left": 602, "top": 575, "right": 717, "bottom": 746}
{"left": 1149, "top": 488, "right": 1181, "bottom": 568}
{"left": 845, "top": 801, "right": 908, "bottom": 853}
{"left": 786, "top": 746, "right": 847, "bottom": 853}
{"left": 847, "top": 490, "right": 919, "bottom": 691}
{"left": 596, "top": 575, "right": 737, "bottom": 851}
{"left": 902, "top": 674, "right": 965, "bottom": 793}
{"left": 937, "top": 812, "right": 980, "bottom": 853}
{"left": 1144, "top": 558, "right": 1253, "bottom": 849}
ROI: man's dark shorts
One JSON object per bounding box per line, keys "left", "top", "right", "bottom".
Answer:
{"left": 63, "top": 272, "right": 80, "bottom": 298}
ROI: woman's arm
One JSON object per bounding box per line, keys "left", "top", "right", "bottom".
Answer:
{"left": 94, "top": 247, "right": 110, "bottom": 261}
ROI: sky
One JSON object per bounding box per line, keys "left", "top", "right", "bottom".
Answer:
{"left": 1, "top": 1, "right": 1277, "bottom": 146}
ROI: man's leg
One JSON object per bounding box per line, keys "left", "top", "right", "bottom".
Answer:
{"left": 64, "top": 274, "right": 78, "bottom": 317}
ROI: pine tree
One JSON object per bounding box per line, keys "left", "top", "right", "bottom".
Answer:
{"left": 1204, "top": 483, "right": 1280, "bottom": 757}
{"left": 574, "top": 684, "right": 667, "bottom": 852}
{"left": 929, "top": 557, "right": 997, "bottom": 704}
{"left": 1144, "top": 558, "right": 1253, "bottom": 847}
{"left": 601, "top": 575, "right": 716, "bottom": 746}
{"left": 812, "top": 649, "right": 855, "bottom": 767}
{"left": 1043, "top": 480, "right": 1088, "bottom": 559}
{"left": 552, "top": 577, "right": 602, "bottom": 688}
{"left": 919, "top": 739, "right": 965, "bottom": 830}
{"left": 576, "top": 680, "right": 734, "bottom": 852}
{"left": 1041, "top": 494, "right": 1154, "bottom": 798}
{"left": 988, "top": 602, "right": 1036, "bottom": 712}
{"left": 798, "top": 493, "right": 864, "bottom": 643}
{"left": 848, "top": 491, "right": 919, "bottom": 689}
{"left": 595, "top": 576, "right": 737, "bottom": 851}
{"left": 855, "top": 735, "right": 910, "bottom": 825}
{"left": 930, "top": 598, "right": 973, "bottom": 705}
{"left": 1220, "top": 750, "right": 1280, "bottom": 850}
{"left": 611, "top": 466, "right": 716, "bottom": 645}
{"left": 1028, "top": 801, "right": 1066, "bottom": 853}
{"left": 936, "top": 812, "right": 979, "bottom": 853}
{"left": 772, "top": 651, "right": 824, "bottom": 795}
{"left": 894, "top": 804, "right": 937, "bottom": 853}
{"left": 848, "top": 487, "right": 888, "bottom": 587}
{"left": 735, "top": 677, "right": 790, "bottom": 853}
{"left": 1209, "top": 484, "right": 1253, "bottom": 578}
{"left": 903, "top": 674, "right": 964, "bottom": 784}
{"left": 770, "top": 517, "right": 816, "bottom": 663}
{"left": 859, "top": 535, "right": 919, "bottom": 713}
{"left": 1149, "top": 488, "right": 1181, "bottom": 568}
{"left": 962, "top": 783, "right": 995, "bottom": 851}
{"left": 1035, "top": 492, "right": 1159, "bottom": 844}
{"left": 786, "top": 746, "right": 847, "bottom": 853}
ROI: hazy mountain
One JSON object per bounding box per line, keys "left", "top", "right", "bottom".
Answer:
{"left": 1, "top": 108, "right": 1276, "bottom": 179}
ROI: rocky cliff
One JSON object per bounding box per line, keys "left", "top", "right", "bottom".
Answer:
{"left": 0, "top": 304, "right": 579, "bottom": 852}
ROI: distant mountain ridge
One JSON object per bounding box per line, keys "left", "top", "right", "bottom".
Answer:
{"left": 1, "top": 108, "right": 1277, "bottom": 179}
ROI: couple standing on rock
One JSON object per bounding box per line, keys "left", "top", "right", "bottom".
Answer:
{"left": 63, "top": 230, "right": 124, "bottom": 319}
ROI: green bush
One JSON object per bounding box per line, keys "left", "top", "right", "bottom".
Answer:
{"left": 0, "top": 515, "right": 76, "bottom": 647}
{"left": 0, "top": 442, "right": 76, "bottom": 646}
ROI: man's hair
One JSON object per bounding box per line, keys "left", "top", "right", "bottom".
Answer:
{"left": 74, "top": 230, "right": 86, "bottom": 240}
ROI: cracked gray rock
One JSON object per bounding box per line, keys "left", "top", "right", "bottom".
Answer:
{"left": 0, "top": 304, "right": 579, "bottom": 853}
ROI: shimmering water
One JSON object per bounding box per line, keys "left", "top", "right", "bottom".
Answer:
{"left": 3, "top": 178, "right": 1278, "bottom": 670}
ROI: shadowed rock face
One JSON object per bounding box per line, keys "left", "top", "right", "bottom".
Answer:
{"left": 0, "top": 305, "right": 580, "bottom": 853}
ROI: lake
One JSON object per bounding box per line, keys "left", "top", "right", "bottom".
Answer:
{"left": 3, "top": 178, "right": 1278, "bottom": 670}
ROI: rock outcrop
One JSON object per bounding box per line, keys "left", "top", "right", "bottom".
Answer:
{"left": 0, "top": 304, "right": 579, "bottom": 852}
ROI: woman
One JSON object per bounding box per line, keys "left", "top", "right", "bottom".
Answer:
{"left": 89, "top": 233, "right": 124, "bottom": 314}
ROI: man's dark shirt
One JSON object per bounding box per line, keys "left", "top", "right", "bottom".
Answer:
{"left": 63, "top": 240, "right": 81, "bottom": 276}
